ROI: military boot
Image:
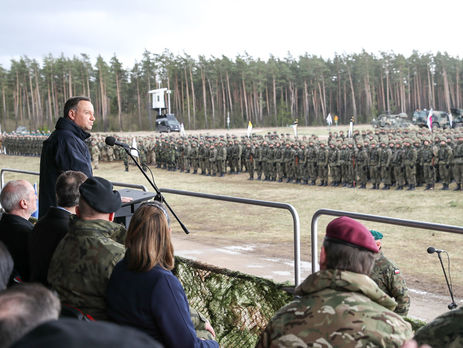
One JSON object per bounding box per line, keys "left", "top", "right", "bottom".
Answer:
{"left": 454, "top": 184, "right": 461, "bottom": 191}
{"left": 441, "top": 184, "right": 449, "bottom": 190}
{"left": 407, "top": 185, "right": 415, "bottom": 191}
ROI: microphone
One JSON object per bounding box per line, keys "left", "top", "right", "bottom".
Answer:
{"left": 105, "top": 136, "right": 129, "bottom": 149}
{"left": 427, "top": 246, "right": 445, "bottom": 254}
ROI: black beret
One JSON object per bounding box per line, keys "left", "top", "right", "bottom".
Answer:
{"left": 12, "top": 318, "right": 163, "bottom": 348}
{"left": 79, "top": 177, "right": 121, "bottom": 213}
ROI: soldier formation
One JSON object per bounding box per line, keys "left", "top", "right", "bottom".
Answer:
{"left": 3, "top": 127, "right": 463, "bottom": 191}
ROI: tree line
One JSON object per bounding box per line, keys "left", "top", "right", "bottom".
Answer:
{"left": 0, "top": 50, "right": 461, "bottom": 132}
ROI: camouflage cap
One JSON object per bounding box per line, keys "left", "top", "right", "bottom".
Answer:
{"left": 325, "top": 217, "right": 379, "bottom": 253}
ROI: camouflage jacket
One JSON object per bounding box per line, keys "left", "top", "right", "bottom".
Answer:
{"left": 48, "top": 216, "right": 126, "bottom": 320}
{"left": 256, "top": 269, "right": 412, "bottom": 348}
{"left": 414, "top": 306, "right": 463, "bottom": 347}
{"left": 370, "top": 252, "right": 410, "bottom": 316}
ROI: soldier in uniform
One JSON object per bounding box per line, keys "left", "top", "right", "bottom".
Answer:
{"left": 190, "top": 141, "right": 199, "bottom": 174}
{"left": 244, "top": 142, "right": 255, "bottom": 180}
{"left": 403, "top": 138, "right": 417, "bottom": 190}
{"left": 256, "top": 216, "right": 412, "bottom": 347}
{"left": 355, "top": 141, "right": 369, "bottom": 189}
{"left": 452, "top": 133, "right": 463, "bottom": 191}
{"left": 421, "top": 138, "right": 435, "bottom": 190}
{"left": 316, "top": 142, "right": 329, "bottom": 186}
{"left": 369, "top": 140, "right": 381, "bottom": 189}
{"left": 437, "top": 138, "right": 453, "bottom": 190}
{"left": 369, "top": 230, "right": 410, "bottom": 316}
{"left": 274, "top": 142, "right": 284, "bottom": 182}
{"left": 392, "top": 141, "right": 405, "bottom": 190}
{"left": 47, "top": 177, "right": 125, "bottom": 320}
{"left": 216, "top": 141, "right": 227, "bottom": 177}
{"left": 208, "top": 143, "right": 217, "bottom": 176}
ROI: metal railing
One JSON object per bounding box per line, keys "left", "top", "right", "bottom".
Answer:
{"left": 311, "top": 209, "right": 463, "bottom": 273}
{"left": 160, "top": 188, "right": 301, "bottom": 285}
{"left": 1, "top": 168, "right": 40, "bottom": 188}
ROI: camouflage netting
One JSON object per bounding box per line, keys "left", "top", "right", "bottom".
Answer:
{"left": 172, "top": 256, "right": 294, "bottom": 347}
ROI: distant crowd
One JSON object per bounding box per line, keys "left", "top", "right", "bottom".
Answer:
{"left": 94, "top": 127, "right": 463, "bottom": 191}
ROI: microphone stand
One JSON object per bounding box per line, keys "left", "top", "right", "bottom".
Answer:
{"left": 437, "top": 252, "right": 457, "bottom": 310}
{"left": 122, "top": 145, "right": 189, "bottom": 234}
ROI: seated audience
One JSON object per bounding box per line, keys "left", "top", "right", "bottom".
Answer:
{"left": 106, "top": 201, "right": 219, "bottom": 347}
{"left": 0, "top": 180, "right": 37, "bottom": 281}
{"left": 47, "top": 176, "right": 125, "bottom": 320}
{"left": 29, "top": 170, "right": 87, "bottom": 285}
{"left": 413, "top": 306, "right": 463, "bottom": 347}
{"left": 369, "top": 229, "right": 410, "bottom": 316}
{"left": 11, "top": 318, "right": 163, "bottom": 348}
{"left": 0, "top": 241, "right": 13, "bottom": 290}
{"left": 0, "top": 283, "right": 60, "bottom": 348}
{"left": 256, "top": 216, "right": 412, "bottom": 347}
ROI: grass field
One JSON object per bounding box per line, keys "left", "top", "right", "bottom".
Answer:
{"left": 2, "top": 126, "right": 462, "bottom": 298}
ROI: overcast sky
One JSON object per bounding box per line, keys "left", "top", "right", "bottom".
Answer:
{"left": 1, "top": 0, "right": 462, "bottom": 69}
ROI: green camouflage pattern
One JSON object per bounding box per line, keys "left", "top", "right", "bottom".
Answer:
{"left": 414, "top": 306, "right": 463, "bottom": 347}
{"left": 370, "top": 252, "right": 410, "bottom": 316}
{"left": 48, "top": 216, "right": 126, "bottom": 320}
{"left": 173, "top": 256, "right": 293, "bottom": 347}
{"left": 256, "top": 269, "right": 413, "bottom": 348}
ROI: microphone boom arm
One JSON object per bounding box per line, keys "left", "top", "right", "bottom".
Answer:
{"left": 122, "top": 145, "right": 189, "bottom": 234}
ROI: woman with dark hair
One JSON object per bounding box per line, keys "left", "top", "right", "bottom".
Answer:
{"left": 106, "top": 201, "right": 218, "bottom": 348}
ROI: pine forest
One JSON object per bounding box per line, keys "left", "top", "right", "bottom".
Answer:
{"left": 0, "top": 50, "right": 461, "bottom": 132}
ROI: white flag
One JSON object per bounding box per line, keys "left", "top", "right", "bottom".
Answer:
{"left": 180, "top": 123, "right": 186, "bottom": 136}
{"left": 247, "top": 121, "right": 253, "bottom": 137}
{"left": 348, "top": 121, "right": 353, "bottom": 137}
{"left": 326, "top": 113, "right": 333, "bottom": 126}
{"left": 131, "top": 138, "right": 138, "bottom": 157}
{"left": 449, "top": 112, "right": 453, "bottom": 128}
{"left": 427, "top": 109, "right": 433, "bottom": 131}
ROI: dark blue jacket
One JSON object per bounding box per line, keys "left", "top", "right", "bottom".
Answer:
{"left": 39, "top": 117, "right": 92, "bottom": 217}
{"left": 106, "top": 258, "right": 218, "bottom": 348}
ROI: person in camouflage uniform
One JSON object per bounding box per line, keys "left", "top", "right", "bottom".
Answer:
{"left": 392, "top": 141, "right": 405, "bottom": 190}
{"left": 403, "top": 138, "right": 417, "bottom": 190}
{"left": 369, "top": 140, "right": 381, "bottom": 189}
{"left": 274, "top": 142, "right": 284, "bottom": 182}
{"left": 414, "top": 306, "right": 463, "bottom": 347}
{"left": 47, "top": 177, "right": 125, "bottom": 320}
{"left": 437, "top": 138, "right": 453, "bottom": 190}
{"left": 208, "top": 143, "right": 217, "bottom": 176}
{"left": 355, "top": 141, "right": 369, "bottom": 189}
{"left": 316, "top": 142, "right": 329, "bottom": 186}
{"left": 369, "top": 230, "right": 410, "bottom": 316}
{"left": 216, "top": 141, "right": 227, "bottom": 177}
{"left": 257, "top": 216, "right": 412, "bottom": 348}
{"left": 244, "top": 142, "right": 255, "bottom": 180}
{"left": 452, "top": 133, "right": 463, "bottom": 191}
{"left": 328, "top": 142, "right": 340, "bottom": 186}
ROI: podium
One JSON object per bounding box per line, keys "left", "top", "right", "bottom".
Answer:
{"left": 115, "top": 189, "right": 157, "bottom": 228}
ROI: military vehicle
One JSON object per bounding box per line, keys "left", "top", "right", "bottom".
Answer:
{"left": 371, "top": 112, "right": 411, "bottom": 128}
{"left": 450, "top": 108, "right": 463, "bottom": 128}
{"left": 149, "top": 87, "right": 181, "bottom": 133}
{"left": 412, "top": 109, "right": 450, "bottom": 129}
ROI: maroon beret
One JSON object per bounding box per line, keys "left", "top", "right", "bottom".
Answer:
{"left": 326, "top": 216, "right": 379, "bottom": 253}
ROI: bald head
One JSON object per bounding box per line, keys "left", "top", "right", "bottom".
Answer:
{"left": 0, "top": 180, "right": 37, "bottom": 219}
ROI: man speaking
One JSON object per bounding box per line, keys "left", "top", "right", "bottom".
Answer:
{"left": 39, "top": 97, "right": 95, "bottom": 217}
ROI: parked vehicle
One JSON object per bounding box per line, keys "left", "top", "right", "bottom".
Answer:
{"left": 371, "top": 112, "right": 411, "bottom": 128}
{"left": 412, "top": 109, "right": 450, "bottom": 129}
{"left": 155, "top": 114, "right": 181, "bottom": 133}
